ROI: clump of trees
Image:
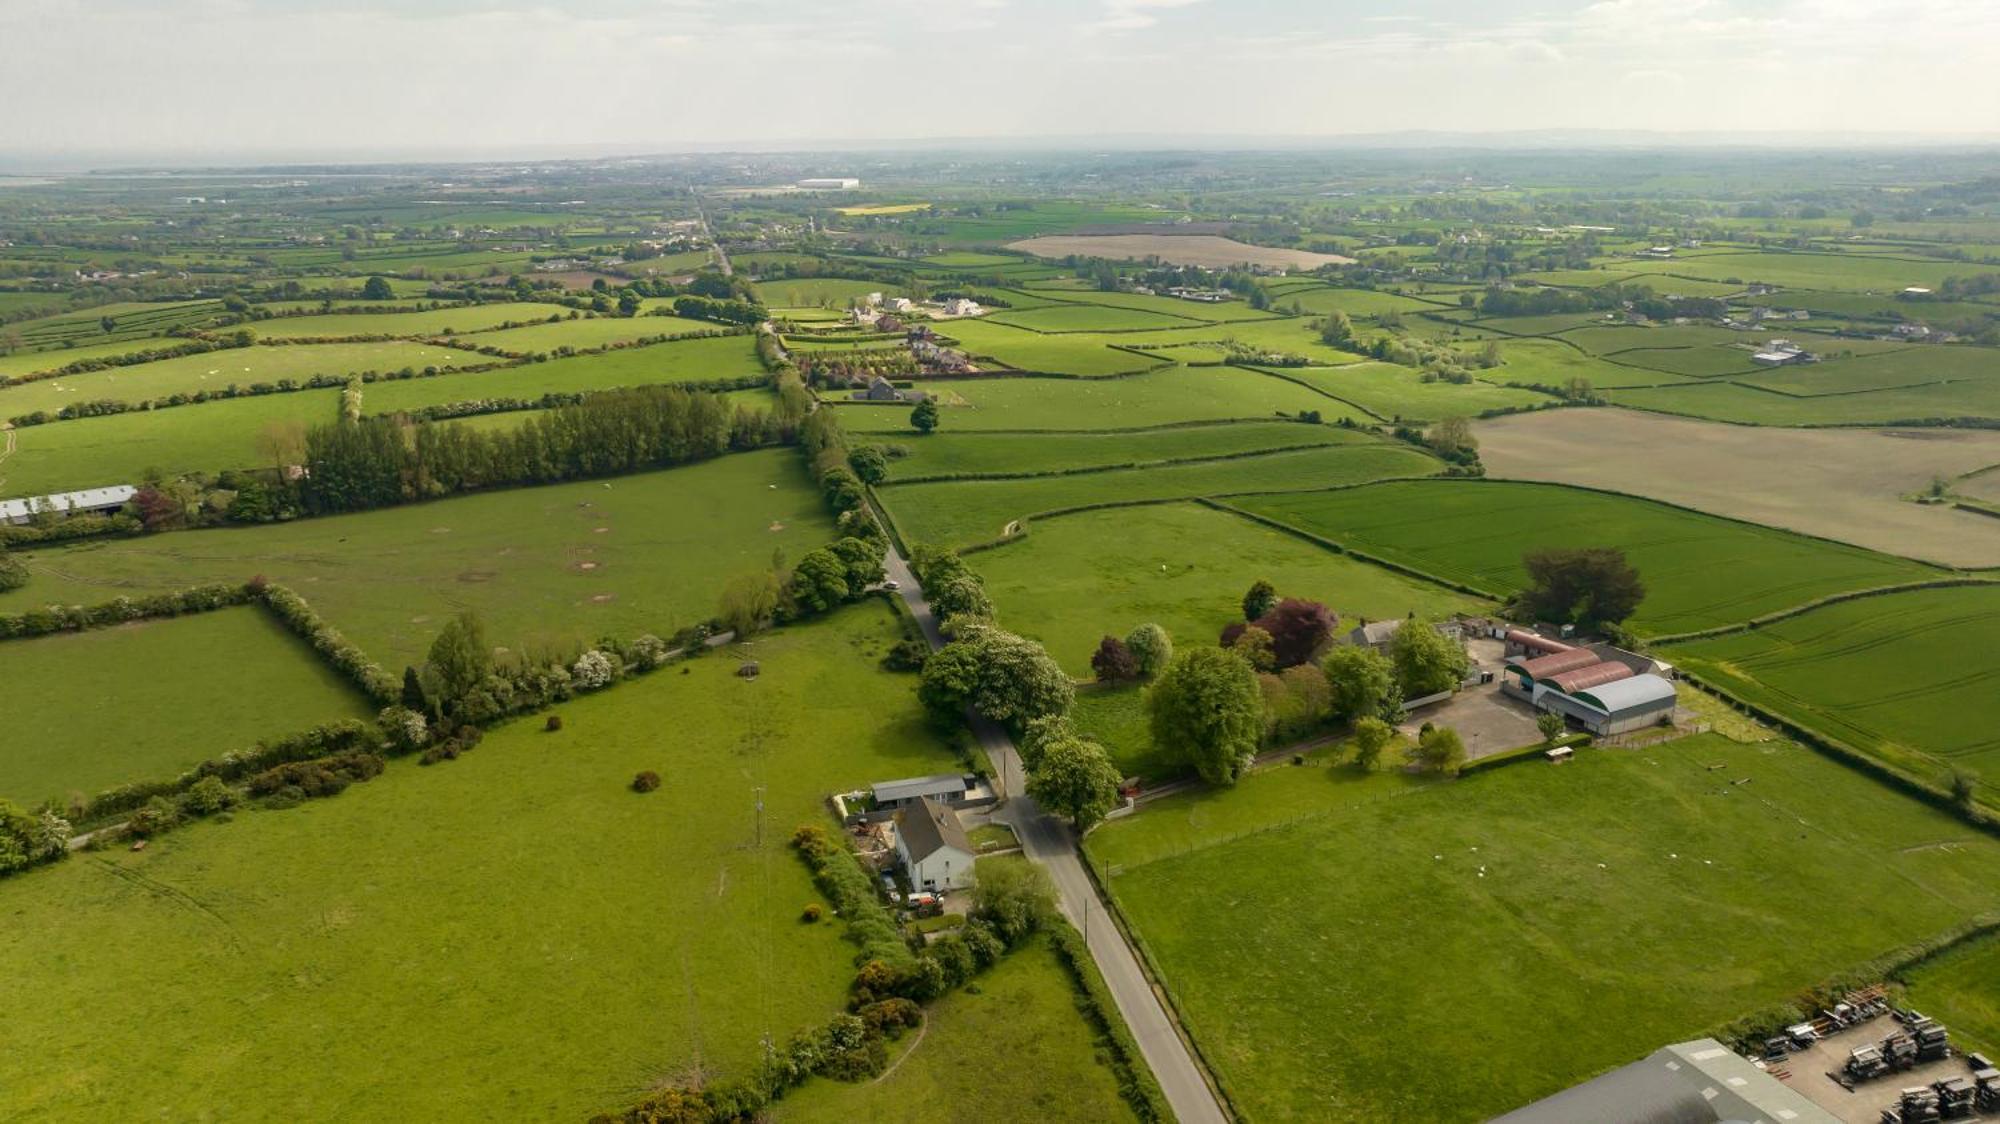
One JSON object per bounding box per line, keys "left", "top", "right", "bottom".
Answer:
{"left": 1147, "top": 647, "right": 1261, "bottom": 785}
{"left": 918, "top": 620, "right": 1073, "bottom": 733}
{"left": 1221, "top": 585, "right": 1338, "bottom": 670}
{"left": 1515, "top": 547, "right": 1645, "bottom": 627}
{"left": 1021, "top": 716, "right": 1123, "bottom": 831}
{"left": 1389, "top": 615, "right": 1470, "bottom": 699}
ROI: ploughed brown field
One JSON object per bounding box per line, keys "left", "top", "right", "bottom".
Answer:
{"left": 1476, "top": 408, "right": 2000, "bottom": 568}
{"left": 1004, "top": 234, "right": 1354, "bottom": 270}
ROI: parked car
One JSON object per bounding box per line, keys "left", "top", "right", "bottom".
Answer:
{"left": 879, "top": 873, "right": 901, "bottom": 904}
{"left": 882, "top": 579, "right": 901, "bottom": 591}
{"left": 906, "top": 892, "right": 942, "bottom": 918}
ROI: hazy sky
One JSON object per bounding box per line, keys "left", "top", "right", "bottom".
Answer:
{"left": 5, "top": 0, "right": 1998, "bottom": 155}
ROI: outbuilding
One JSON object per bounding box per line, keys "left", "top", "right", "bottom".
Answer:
{"left": 1538, "top": 672, "right": 1678, "bottom": 736}
{"left": 0, "top": 485, "right": 138, "bottom": 525}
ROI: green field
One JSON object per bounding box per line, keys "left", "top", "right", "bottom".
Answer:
{"left": 879, "top": 441, "right": 1441, "bottom": 548}
{"left": 0, "top": 603, "right": 959, "bottom": 1121}
{"left": 1668, "top": 584, "right": 2000, "bottom": 786}
{"left": 1482, "top": 338, "right": 1688, "bottom": 389}
{"left": 460, "top": 313, "right": 719, "bottom": 353}
{"left": 755, "top": 278, "right": 905, "bottom": 308}
{"left": 1900, "top": 933, "right": 2000, "bottom": 1056}
{"left": 835, "top": 367, "right": 1364, "bottom": 435}
{"left": 244, "top": 302, "right": 557, "bottom": 340}
{"left": 876, "top": 421, "right": 1355, "bottom": 480}
{"left": 0, "top": 606, "right": 374, "bottom": 805}
{"left": 774, "top": 926, "right": 1139, "bottom": 1124}
{"left": 0, "top": 341, "right": 472, "bottom": 418}
{"left": 1267, "top": 362, "right": 1552, "bottom": 422}
{"left": 1087, "top": 734, "right": 2000, "bottom": 1121}
{"left": 967, "top": 501, "right": 1480, "bottom": 682}
{"left": 0, "top": 450, "right": 833, "bottom": 667}
{"left": 937, "top": 320, "right": 1164, "bottom": 375}
{"left": 1230, "top": 480, "right": 1936, "bottom": 635}
{"left": 358, "top": 335, "right": 764, "bottom": 415}
{"left": 0, "top": 389, "right": 342, "bottom": 496}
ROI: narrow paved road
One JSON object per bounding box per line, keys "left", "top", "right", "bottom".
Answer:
{"left": 879, "top": 546, "right": 1228, "bottom": 1124}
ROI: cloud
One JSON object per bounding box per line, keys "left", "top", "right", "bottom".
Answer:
{"left": 1086, "top": 0, "right": 1204, "bottom": 33}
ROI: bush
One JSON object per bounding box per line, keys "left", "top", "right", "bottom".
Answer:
{"left": 0, "top": 551, "right": 26, "bottom": 593}
{"left": 802, "top": 903, "right": 824, "bottom": 923}
{"left": 125, "top": 795, "right": 183, "bottom": 838}
{"left": 571, "top": 649, "right": 619, "bottom": 690}
{"left": 246, "top": 751, "right": 384, "bottom": 798}
{"left": 545, "top": 714, "right": 564, "bottom": 733}
{"left": 1090, "top": 635, "right": 1140, "bottom": 682}
{"left": 1124, "top": 623, "right": 1172, "bottom": 678}
{"left": 632, "top": 770, "right": 662, "bottom": 793}
{"left": 181, "top": 776, "right": 237, "bottom": 817}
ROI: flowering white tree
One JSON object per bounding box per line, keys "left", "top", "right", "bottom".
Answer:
{"left": 572, "top": 649, "right": 619, "bottom": 690}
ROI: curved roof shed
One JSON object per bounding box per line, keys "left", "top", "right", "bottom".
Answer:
{"left": 1574, "top": 673, "right": 1676, "bottom": 715}
{"left": 1547, "top": 662, "right": 1633, "bottom": 695}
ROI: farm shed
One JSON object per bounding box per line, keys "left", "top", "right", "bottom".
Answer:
{"left": 1537, "top": 673, "right": 1678, "bottom": 736}
{"left": 1493, "top": 1038, "right": 1837, "bottom": 1124}
{"left": 0, "top": 485, "right": 137, "bottom": 525}
{"left": 894, "top": 796, "right": 975, "bottom": 892}
{"left": 871, "top": 773, "right": 972, "bottom": 811}
{"left": 1505, "top": 648, "right": 1602, "bottom": 691}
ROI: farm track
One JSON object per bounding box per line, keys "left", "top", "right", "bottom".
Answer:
{"left": 0, "top": 423, "right": 14, "bottom": 491}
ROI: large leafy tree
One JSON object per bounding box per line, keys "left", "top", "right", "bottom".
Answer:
{"left": 1148, "top": 647, "right": 1261, "bottom": 785}
{"left": 1242, "top": 579, "right": 1277, "bottom": 621}
{"left": 1411, "top": 725, "right": 1467, "bottom": 776}
{"left": 1321, "top": 644, "right": 1398, "bottom": 721}
{"left": 1257, "top": 598, "right": 1337, "bottom": 667}
{"left": 1124, "top": 623, "right": 1173, "bottom": 678}
{"left": 1389, "top": 616, "right": 1469, "bottom": 698}
{"left": 787, "top": 548, "right": 850, "bottom": 615}
{"left": 910, "top": 398, "right": 939, "bottom": 434}
{"left": 1090, "top": 635, "right": 1139, "bottom": 682}
{"left": 425, "top": 611, "right": 491, "bottom": 713}
{"left": 1520, "top": 547, "right": 1646, "bottom": 625}
{"left": 829, "top": 536, "right": 886, "bottom": 592}
{"left": 1026, "top": 734, "right": 1123, "bottom": 832}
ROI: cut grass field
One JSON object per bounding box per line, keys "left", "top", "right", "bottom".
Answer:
{"left": 834, "top": 367, "right": 1364, "bottom": 435}
{"left": 1476, "top": 409, "right": 2000, "bottom": 566}
{"left": 0, "top": 603, "right": 959, "bottom": 1121}
{"left": 0, "top": 388, "right": 342, "bottom": 497}
{"left": 358, "top": 335, "right": 764, "bottom": 415}
{"left": 0, "top": 449, "right": 833, "bottom": 667}
{"left": 0, "top": 606, "right": 374, "bottom": 805}
{"left": 878, "top": 441, "right": 1441, "bottom": 549}
{"left": 968, "top": 501, "right": 1481, "bottom": 682}
{"left": 875, "top": 421, "right": 1353, "bottom": 481}
{"left": 1667, "top": 584, "right": 2000, "bottom": 787}
{"left": 0, "top": 341, "right": 473, "bottom": 418}
{"left": 1086, "top": 734, "right": 2000, "bottom": 1122}
{"left": 1265, "top": 362, "right": 1552, "bottom": 422}
{"left": 773, "top": 927, "right": 1139, "bottom": 1124}
{"left": 243, "top": 301, "right": 557, "bottom": 340}
{"left": 1230, "top": 480, "right": 1937, "bottom": 635}
{"left": 458, "top": 313, "right": 719, "bottom": 354}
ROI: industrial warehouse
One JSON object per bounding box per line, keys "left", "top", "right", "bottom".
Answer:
{"left": 1500, "top": 629, "right": 1679, "bottom": 736}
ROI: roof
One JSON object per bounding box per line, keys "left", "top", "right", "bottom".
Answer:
{"left": 872, "top": 773, "right": 969, "bottom": 805}
{"left": 1506, "top": 628, "right": 1571, "bottom": 655}
{"left": 1351, "top": 619, "right": 1403, "bottom": 645}
{"left": 1512, "top": 648, "right": 1602, "bottom": 680}
{"left": 1575, "top": 673, "right": 1677, "bottom": 715}
{"left": 0, "top": 485, "right": 137, "bottom": 522}
{"left": 897, "top": 796, "right": 972, "bottom": 863}
{"left": 1493, "top": 1038, "right": 1838, "bottom": 1124}
{"left": 1547, "top": 661, "right": 1633, "bottom": 695}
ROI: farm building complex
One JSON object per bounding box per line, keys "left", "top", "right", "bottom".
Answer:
{"left": 1495, "top": 1038, "right": 1838, "bottom": 1124}
{"left": 1502, "top": 631, "right": 1678, "bottom": 736}
{"left": 0, "top": 485, "right": 136, "bottom": 525}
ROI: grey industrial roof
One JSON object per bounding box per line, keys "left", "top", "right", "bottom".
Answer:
{"left": 1494, "top": 1038, "right": 1838, "bottom": 1124}
{"left": 897, "top": 796, "right": 971, "bottom": 863}
{"left": 1576, "top": 673, "right": 1677, "bottom": 715}
{"left": 0, "top": 485, "right": 137, "bottom": 522}
{"left": 872, "top": 773, "right": 969, "bottom": 805}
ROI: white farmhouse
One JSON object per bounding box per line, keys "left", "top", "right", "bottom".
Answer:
{"left": 895, "top": 796, "right": 976, "bottom": 892}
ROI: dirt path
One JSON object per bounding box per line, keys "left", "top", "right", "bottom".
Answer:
{"left": 0, "top": 424, "right": 16, "bottom": 492}
{"left": 869, "top": 1019, "right": 929, "bottom": 1085}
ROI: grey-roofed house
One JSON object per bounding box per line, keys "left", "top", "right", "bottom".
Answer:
{"left": 1494, "top": 1038, "right": 1838, "bottom": 1124}
{"left": 894, "top": 796, "right": 975, "bottom": 892}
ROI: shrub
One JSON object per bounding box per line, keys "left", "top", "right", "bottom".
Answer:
{"left": 1090, "top": 635, "right": 1140, "bottom": 682}
{"left": 1352, "top": 716, "right": 1394, "bottom": 770}
{"left": 0, "top": 551, "right": 26, "bottom": 593}
{"left": 181, "top": 776, "right": 237, "bottom": 817}
{"left": 571, "top": 649, "right": 619, "bottom": 690}
{"left": 802, "top": 903, "right": 824, "bottom": 923}
{"left": 632, "top": 770, "right": 662, "bottom": 793}
{"left": 246, "top": 751, "right": 384, "bottom": 798}
{"left": 880, "top": 637, "right": 929, "bottom": 672}
{"left": 1124, "top": 623, "right": 1172, "bottom": 678}
{"left": 545, "top": 714, "right": 564, "bottom": 733}
{"left": 1411, "top": 725, "right": 1468, "bottom": 777}
{"left": 126, "top": 795, "right": 183, "bottom": 838}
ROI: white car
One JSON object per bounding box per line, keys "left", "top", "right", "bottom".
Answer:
{"left": 882, "top": 579, "right": 901, "bottom": 591}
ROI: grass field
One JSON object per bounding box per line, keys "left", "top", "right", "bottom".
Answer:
{"left": 0, "top": 450, "right": 833, "bottom": 667}
{"left": 1230, "top": 480, "right": 1936, "bottom": 635}
{"left": 0, "top": 389, "right": 342, "bottom": 496}
{"left": 875, "top": 421, "right": 1354, "bottom": 480}
{"left": 459, "top": 313, "right": 719, "bottom": 354}
{"left": 1267, "top": 362, "right": 1551, "bottom": 422}
{"left": 834, "top": 367, "right": 1363, "bottom": 435}
{"left": 0, "top": 606, "right": 374, "bottom": 805}
{"left": 986, "top": 303, "right": 1209, "bottom": 334}
{"left": 756, "top": 278, "right": 905, "bottom": 308}
{"left": 244, "top": 302, "right": 557, "bottom": 340}
{"left": 1086, "top": 734, "right": 2000, "bottom": 1121}
{"left": 773, "top": 926, "right": 1138, "bottom": 1124}
{"left": 1668, "top": 584, "right": 2000, "bottom": 786}
{"left": 1609, "top": 370, "right": 2000, "bottom": 426}
{"left": 1900, "top": 933, "right": 2000, "bottom": 1056}
{"left": 1481, "top": 338, "right": 1689, "bottom": 390}
{"left": 0, "top": 603, "right": 961, "bottom": 1121}
{"left": 358, "top": 335, "right": 764, "bottom": 415}
{"left": 937, "top": 321, "right": 1165, "bottom": 375}
{"left": 879, "top": 441, "right": 1441, "bottom": 548}
{"left": 967, "top": 501, "right": 1480, "bottom": 683}
{"left": 1476, "top": 409, "right": 2000, "bottom": 567}
{"left": 0, "top": 341, "right": 472, "bottom": 418}
{"left": 0, "top": 335, "right": 257, "bottom": 381}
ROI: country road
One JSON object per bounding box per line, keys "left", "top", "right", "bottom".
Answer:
{"left": 879, "top": 546, "right": 1229, "bottom": 1124}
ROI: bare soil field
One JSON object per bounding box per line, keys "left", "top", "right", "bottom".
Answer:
{"left": 1005, "top": 234, "right": 1354, "bottom": 270}
{"left": 1476, "top": 409, "right": 2000, "bottom": 567}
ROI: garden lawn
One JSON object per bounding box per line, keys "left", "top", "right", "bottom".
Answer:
{"left": 1230, "top": 480, "right": 1935, "bottom": 635}
{"left": 773, "top": 929, "right": 1139, "bottom": 1124}
{"left": 358, "top": 335, "right": 764, "bottom": 414}
{"left": 0, "top": 341, "right": 472, "bottom": 418}
{"left": 1086, "top": 735, "right": 2000, "bottom": 1122}
{"left": 0, "top": 606, "right": 374, "bottom": 805}
{"left": 879, "top": 441, "right": 1441, "bottom": 549}
{"left": 1667, "top": 584, "right": 2000, "bottom": 791}
{"left": 0, "top": 603, "right": 958, "bottom": 1121}
{"left": 0, "top": 389, "right": 343, "bottom": 496}
{"left": 833, "top": 366, "right": 1365, "bottom": 435}
{"left": 877, "top": 421, "right": 1357, "bottom": 481}
{"left": 970, "top": 501, "right": 1481, "bottom": 682}
{"left": 0, "top": 449, "right": 833, "bottom": 668}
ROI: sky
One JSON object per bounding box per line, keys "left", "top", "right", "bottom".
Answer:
{"left": 4, "top": 0, "right": 1998, "bottom": 157}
